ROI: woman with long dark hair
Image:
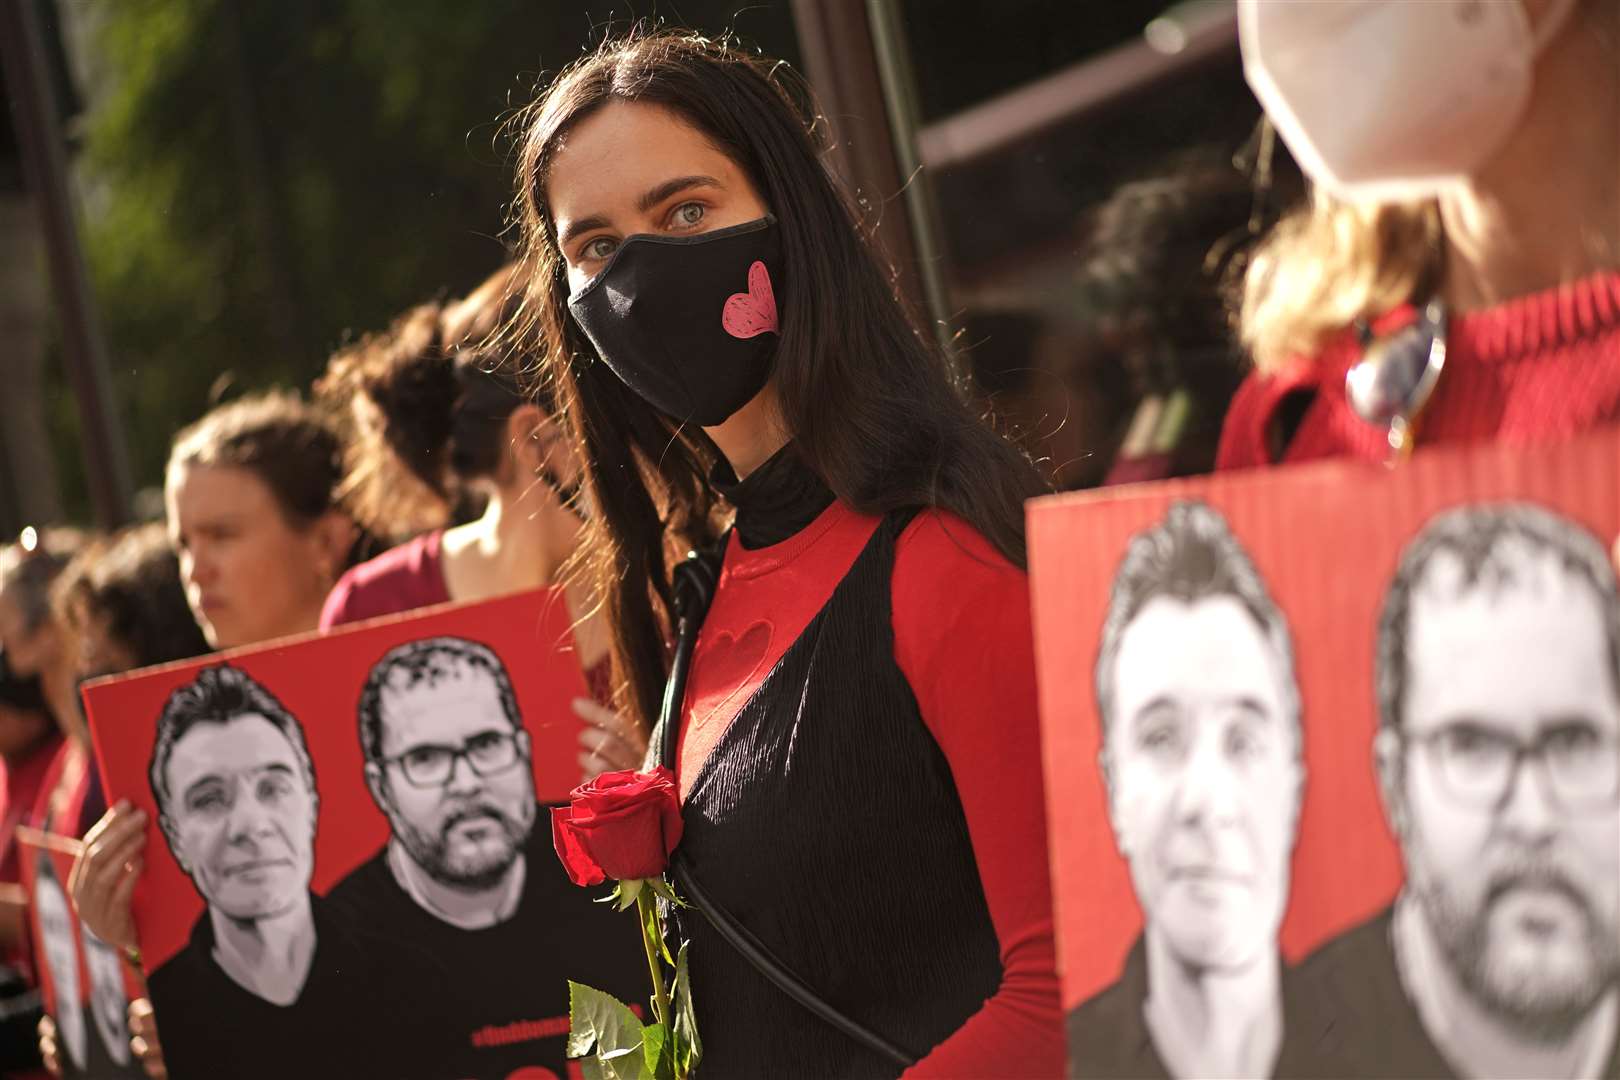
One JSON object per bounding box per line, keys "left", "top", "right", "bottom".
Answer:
{"left": 515, "top": 31, "right": 1062, "bottom": 1078}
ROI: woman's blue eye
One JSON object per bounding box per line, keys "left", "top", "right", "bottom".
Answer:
{"left": 672, "top": 202, "right": 704, "bottom": 227}
{"left": 584, "top": 237, "right": 617, "bottom": 261}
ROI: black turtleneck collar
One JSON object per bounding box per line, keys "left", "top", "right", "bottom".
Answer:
{"left": 711, "top": 444, "right": 835, "bottom": 549}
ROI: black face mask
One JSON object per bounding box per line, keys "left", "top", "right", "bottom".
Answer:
{"left": 567, "top": 216, "right": 782, "bottom": 427}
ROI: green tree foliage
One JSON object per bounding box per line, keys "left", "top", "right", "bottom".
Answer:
{"left": 69, "top": 0, "right": 799, "bottom": 507}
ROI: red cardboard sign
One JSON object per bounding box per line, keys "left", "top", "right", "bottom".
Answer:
{"left": 18, "top": 828, "right": 143, "bottom": 1078}
{"left": 79, "top": 587, "right": 646, "bottom": 1080}
{"left": 84, "top": 587, "right": 587, "bottom": 970}
{"left": 1030, "top": 428, "right": 1620, "bottom": 1079}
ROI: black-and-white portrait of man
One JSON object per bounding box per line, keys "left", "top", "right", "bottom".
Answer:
{"left": 144, "top": 664, "right": 435, "bottom": 1080}
{"left": 1070, "top": 501, "right": 1309, "bottom": 1080}
{"left": 147, "top": 665, "right": 321, "bottom": 1009}
{"left": 339, "top": 637, "right": 536, "bottom": 928}
{"left": 34, "top": 851, "right": 87, "bottom": 1074}
{"left": 327, "top": 636, "right": 643, "bottom": 1080}
{"left": 1295, "top": 504, "right": 1620, "bottom": 1079}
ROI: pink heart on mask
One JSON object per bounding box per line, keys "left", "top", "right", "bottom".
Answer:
{"left": 721, "top": 260, "right": 779, "bottom": 340}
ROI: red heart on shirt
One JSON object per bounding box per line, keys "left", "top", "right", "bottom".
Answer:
{"left": 689, "top": 619, "right": 775, "bottom": 731}
{"left": 721, "top": 260, "right": 779, "bottom": 340}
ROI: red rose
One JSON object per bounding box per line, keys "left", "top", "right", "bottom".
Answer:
{"left": 551, "top": 766, "right": 684, "bottom": 886}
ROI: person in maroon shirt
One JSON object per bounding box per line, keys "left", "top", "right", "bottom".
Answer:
{"left": 1221, "top": 0, "right": 1620, "bottom": 468}
{"left": 511, "top": 30, "right": 1062, "bottom": 1077}
{"left": 315, "top": 266, "right": 639, "bottom": 776}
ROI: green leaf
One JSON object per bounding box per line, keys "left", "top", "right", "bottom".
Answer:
{"left": 616, "top": 877, "right": 646, "bottom": 912}
{"left": 580, "top": 1054, "right": 650, "bottom": 1080}
{"left": 647, "top": 876, "right": 688, "bottom": 908}
{"left": 642, "top": 1020, "right": 675, "bottom": 1079}
{"left": 671, "top": 941, "right": 702, "bottom": 1077}
{"left": 568, "top": 980, "right": 649, "bottom": 1078}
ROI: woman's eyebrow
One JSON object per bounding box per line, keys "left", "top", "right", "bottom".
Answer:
{"left": 558, "top": 213, "right": 610, "bottom": 250}
{"left": 636, "top": 174, "right": 723, "bottom": 212}
{"left": 558, "top": 175, "right": 726, "bottom": 250}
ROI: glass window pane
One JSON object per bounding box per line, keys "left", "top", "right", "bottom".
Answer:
{"left": 895, "top": 0, "right": 1302, "bottom": 488}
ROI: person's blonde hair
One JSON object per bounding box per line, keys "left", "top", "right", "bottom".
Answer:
{"left": 1240, "top": 193, "right": 1443, "bottom": 372}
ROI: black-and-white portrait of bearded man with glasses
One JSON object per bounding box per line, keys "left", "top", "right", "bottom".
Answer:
{"left": 327, "top": 636, "right": 642, "bottom": 1080}
{"left": 1294, "top": 504, "right": 1620, "bottom": 1080}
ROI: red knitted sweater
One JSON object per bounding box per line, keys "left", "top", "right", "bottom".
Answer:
{"left": 1217, "top": 271, "right": 1620, "bottom": 468}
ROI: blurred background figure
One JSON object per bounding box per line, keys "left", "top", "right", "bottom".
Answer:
{"left": 164, "top": 392, "right": 363, "bottom": 651}
{"left": 44, "top": 523, "right": 212, "bottom": 838}
{"left": 0, "top": 530, "right": 86, "bottom": 930}
{"left": 0, "top": 527, "right": 85, "bottom": 1077}
{"left": 0, "top": 658, "right": 55, "bottom": 1076}
{"left": 0, "top": 529, "right": 90, "bottom": 760}
{"left": 1222, "top": 0, "right": 1620, "bottom": 467}
{"left": 964, "top": 152, "right": 1268, "bottom": 489}
{"left": 315, "top": 267, "right": 587, "bottom": 636}
{"left": 314, "top": 265, "right": 642, "bottom": 777}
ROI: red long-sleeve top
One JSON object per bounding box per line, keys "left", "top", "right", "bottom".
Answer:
{"left": 1218, "top": 270, "right": 1620, "bottom": 468}
{"left": 675, "top": 500, "right": 1064, "bottom": 1078}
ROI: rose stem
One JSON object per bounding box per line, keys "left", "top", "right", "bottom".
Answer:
{"left": 636, "top": 887, "right": 672, "bottom": 1030}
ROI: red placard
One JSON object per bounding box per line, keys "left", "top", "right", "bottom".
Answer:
{"left": 83, "top": 586, "right": 588, "bottom": 973}
{"left": 18, "top": 828, "right": 144, "bottom": 1078}
{"left": 1030, "top": 427, "right": 1620, "bottom": 1078}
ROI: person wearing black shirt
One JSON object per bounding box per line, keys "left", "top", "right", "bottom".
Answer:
{"left": 1070, "top": 936, "right": 1326, "bottom": 1080}
{"left": 329, "top": 637, "right": 643, "bottom": 1079}
{"left": 149, "top": 893, "right": 439, "bottom": 1080}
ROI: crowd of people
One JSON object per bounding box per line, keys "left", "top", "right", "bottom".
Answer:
{"left": 0, "top": 0, "right": 1616, "bottom": 1076}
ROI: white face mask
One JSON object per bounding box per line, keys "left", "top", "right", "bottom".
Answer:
{"left": 1239, "top": 0, "right": 1579, "bottom": 203}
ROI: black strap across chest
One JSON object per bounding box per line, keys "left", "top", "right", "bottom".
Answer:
{"left": 650, "top": 509, "right": 1002, "bottom": 1079}
{"left": 652, "top": 524, "right": 917, "bottom": 1069}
